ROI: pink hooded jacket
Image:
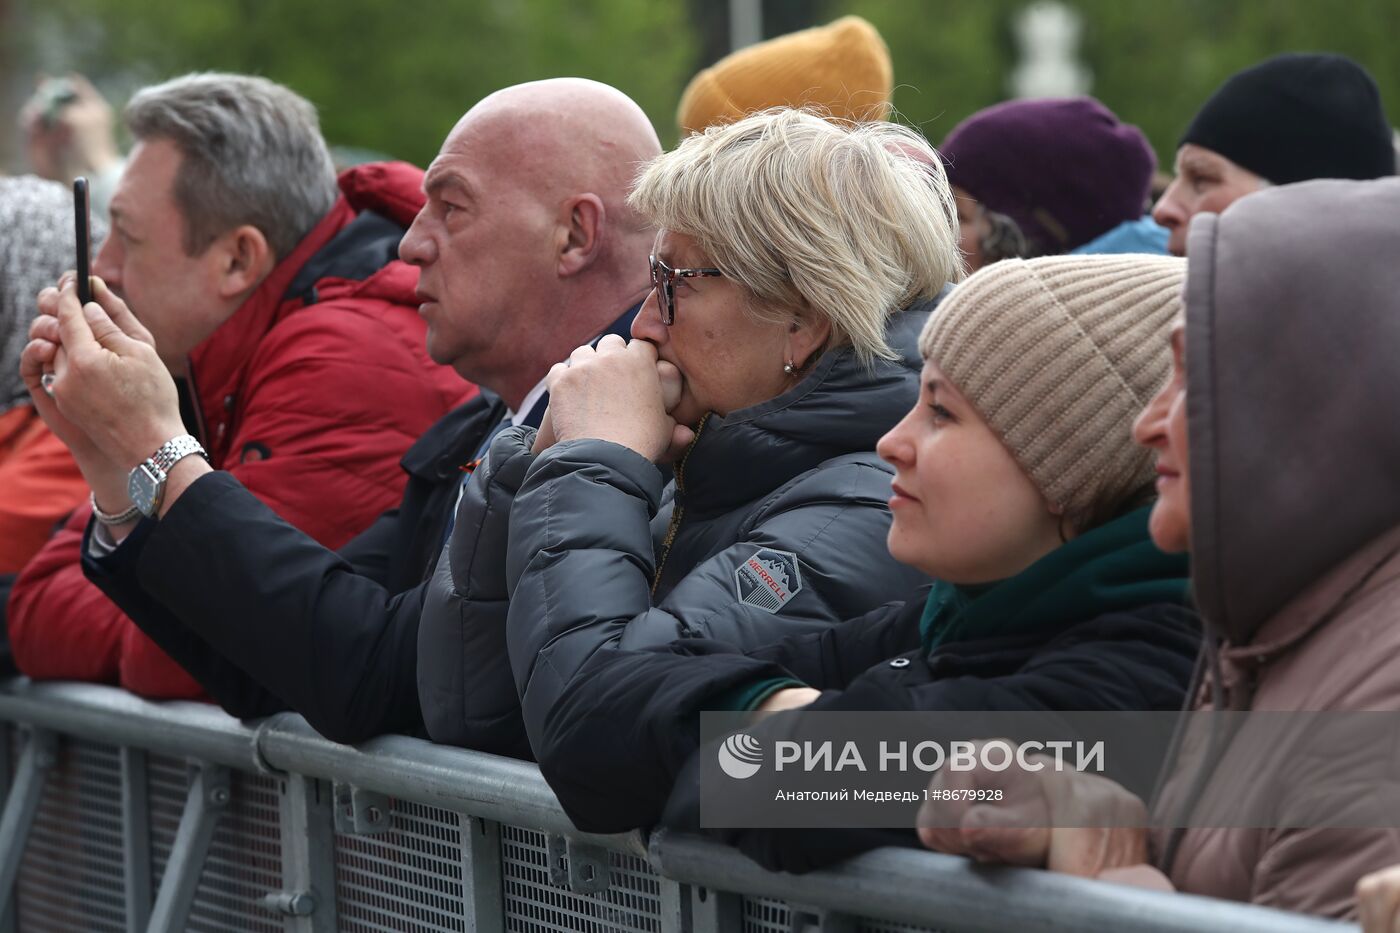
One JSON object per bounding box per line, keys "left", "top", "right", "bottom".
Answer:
{"left": 1153, "top": 177, "right": 1400, "bottom": 919}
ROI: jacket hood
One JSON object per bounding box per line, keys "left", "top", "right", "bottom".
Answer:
{"left": 680, "top": 288, "right": 946, "bottom": 516}
{"left": 336, "top": 160, "right": 428, "bottom": 228}
{"left": 1185, "top": 177, "right": 1400, "bottom": 646}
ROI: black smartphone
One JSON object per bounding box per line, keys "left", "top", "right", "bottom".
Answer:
{"left": 73, "top": 176, "right": 92, "bottom": 305}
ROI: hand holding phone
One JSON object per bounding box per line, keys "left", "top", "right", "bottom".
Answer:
{"left": 74, "top": 176, "right": 92, "bottom": 305}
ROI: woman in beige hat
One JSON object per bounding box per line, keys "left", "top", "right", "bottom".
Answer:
{"left": 515, "top": 251, "right": 1201, "bottom": 874}
{"left": 920, "top": 177, "right": 1400, "bottom": 923}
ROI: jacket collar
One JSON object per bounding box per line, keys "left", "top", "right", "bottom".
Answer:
{"left": 1217, "top": 524, "right": 1400, "bottom": 677}
{"left": 186, "top": 197, "right": 355, "bottom": 459}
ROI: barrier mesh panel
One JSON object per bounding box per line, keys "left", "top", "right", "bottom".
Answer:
{"left": 147, "top": 754, "right": 283, "bottom": 933}
{"left": 857, "top": 920, "right": 941, "bottom": 933}
{"left": 334, "top": 798, "right": 468, "bottom": 932}
{"left": 501, "top": 825, "right": 662, "bottom": 932}
{"left": 743, "top": 896, "right": 791, "bottom": 933}
{"left": 0, "top": 722, "right": 942, "bottom": 933}
{"left": 745, "top": 897, "right": 941, "bottom": 933}
{"left": 14, "top": 736, "right": 127, "bottom": 933}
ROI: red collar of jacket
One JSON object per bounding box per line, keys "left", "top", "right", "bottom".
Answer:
{"left": 184, "top": 161, "right": 425, "bottom": 462}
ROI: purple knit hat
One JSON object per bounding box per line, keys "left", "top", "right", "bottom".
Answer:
{"left": 939, "top": 97, "right": 1156, "bottom": 254}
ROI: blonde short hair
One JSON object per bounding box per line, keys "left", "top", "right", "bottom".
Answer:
{"left": 628, "top": 108, "right": 962, "bottom": 368}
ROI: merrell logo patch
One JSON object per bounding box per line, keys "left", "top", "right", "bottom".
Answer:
{"left": 735, "top": 547, "right": 802, "bottom": 613}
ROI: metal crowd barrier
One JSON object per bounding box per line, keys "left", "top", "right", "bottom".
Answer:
{"left": 0, "top": 679, "right": 1354, "bottom": 933}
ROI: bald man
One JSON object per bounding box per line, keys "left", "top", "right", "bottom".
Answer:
{"left": 32, "top": 79, "right": 661, "bottom": 746}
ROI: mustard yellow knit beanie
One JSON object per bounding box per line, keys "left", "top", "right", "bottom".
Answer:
{"left": 919, "top": 254, "right": 1186, "bottom": 517}
{"left": 677, "top": 15, "right": 893, "bottom": 135}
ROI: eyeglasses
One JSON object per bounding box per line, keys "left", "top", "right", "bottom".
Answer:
{"left": 650, "top": 252, "right": 723, "bottom": 326}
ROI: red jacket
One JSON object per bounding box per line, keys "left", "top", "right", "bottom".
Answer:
{"left": 0, "top": 406, "right": 89, "bottom": 573}
{"left": 8, "top": 161, "right": 473, "bottom": 698}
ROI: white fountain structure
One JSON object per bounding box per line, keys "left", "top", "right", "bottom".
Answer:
{"left": 1010, "top": 1, "right": 1093, "bottom": 99}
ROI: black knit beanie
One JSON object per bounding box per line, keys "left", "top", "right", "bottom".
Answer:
{"left": 1180, "top": 52, "right": 1395, "bottom": 184}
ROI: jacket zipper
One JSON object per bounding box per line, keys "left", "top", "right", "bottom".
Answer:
{"left": 651, "top": 413, "right": 710, "bottom": 597}
{"left": 182, "top": 357, "right": 212, "bottom": 449}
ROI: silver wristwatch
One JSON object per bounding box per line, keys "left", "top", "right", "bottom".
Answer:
{"left": 128, "top": 434, "right": 209, "bottom": 518}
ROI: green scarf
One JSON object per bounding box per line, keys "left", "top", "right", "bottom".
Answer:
{"left": 919, "top": 506, "right": 1189, "bottom": 654}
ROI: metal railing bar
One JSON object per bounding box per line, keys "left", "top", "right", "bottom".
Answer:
{"left": 256, "top": 715, "right": 645, "bottom": 856}
{"left": 0, "top": 728, "right": 55, "bottom": 918}
{"left": 0, "top": 682, "right": 259, "bottom": 774}
{"left": 462, "top": 816, "right": 503, "bottom": 933}
{"left": 275, "top": 774, "right": 337, "bottom": 932}
{"left": 145, "top": 764, "right": 230, "bottom": 933}
{"left": 121, "top": 747, "right": 153, "bottom": 933}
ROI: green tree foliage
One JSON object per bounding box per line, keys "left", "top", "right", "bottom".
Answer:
{"left": 839, "top": 0, "right": 1400, "bottom": 166}
{"left": 14, "top": 0, "right": 1400, "bottom": 171}
{"left": 21, "top": 0, "right": 696, "bottom": 165}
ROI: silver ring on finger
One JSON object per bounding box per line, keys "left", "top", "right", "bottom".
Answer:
{"left": 40, "top": 372, "right": 56, "bottom": 398}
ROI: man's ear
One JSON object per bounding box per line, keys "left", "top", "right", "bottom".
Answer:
{"left": 558, "top": 194, "right": 605, "bottom": 277}
{"left": 214, "top": 224, "right": 274, "bottom": 300}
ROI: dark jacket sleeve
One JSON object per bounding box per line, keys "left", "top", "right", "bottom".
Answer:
{"left": 524, "top": 604, "right": 917, "bottom": 834}
{"left": 675, "top": 604, "right": 1204, "bottom": 875}
{"left": 334, "top": 507, "right": 401, "bottom": 586}
{"left": 415, "top": 428, "right": 536, "bottom": 756}
{"left": 826, "top": 605, "right": 1200, "bottom": 718}
{"left": 740, "top": 595, "right": 924, "bottom": 689}
{"left": 82, "top": 516, "right": 291, "bottom": 717}
{"left": 83, "top": 471, "right": 425, "bottom": 743}
{"left": 532, "top": 603, "right": 1200, "bottom": 850}
{"left": 507, "top": 437, "right": 927, "bottom": 771}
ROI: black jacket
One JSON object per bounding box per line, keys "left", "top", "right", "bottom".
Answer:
{"left": 417, "top": 298, "right": 945, "bottom": 753}
{"left": 82, "top": 305, "right": 638, "bottom": 744}
{"left": 79, "top": 392, "right": 508, "bottom": 740}
{"left": 530, "top": 593, "right": 1201, "bottom": 873}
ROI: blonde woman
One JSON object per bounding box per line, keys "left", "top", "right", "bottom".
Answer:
{"left": 416, "top": 109, "right": 962, "bottom": 752}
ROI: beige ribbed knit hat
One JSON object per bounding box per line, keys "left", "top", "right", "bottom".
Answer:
{"left": 676, "top": 16, "right": 893, "bottom": 136}
{"left": 919, "top": 254, "right": 1185, "bottom": 521}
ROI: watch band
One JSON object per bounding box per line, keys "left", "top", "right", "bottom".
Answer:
{"left": 90, "top": 491, "right": 141, "bottom": 526}
{"left": 148, "top": 434, "right": 207, "bottom": 475}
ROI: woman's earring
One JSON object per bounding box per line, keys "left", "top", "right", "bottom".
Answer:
{"left": 783, "top": 361, "right": 795, "bottom": 376}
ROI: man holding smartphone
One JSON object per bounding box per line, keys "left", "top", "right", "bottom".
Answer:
{"left": 9, "top": 73, "right": 471, "bottom": 697}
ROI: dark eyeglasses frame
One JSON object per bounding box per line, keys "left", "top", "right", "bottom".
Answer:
{"left": 650, "top": 253, "right": 723, "bottom": 326}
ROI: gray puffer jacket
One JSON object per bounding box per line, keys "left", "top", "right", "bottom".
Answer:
{"left": 417, "top": 297, "right": 940, "bottom": 755}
